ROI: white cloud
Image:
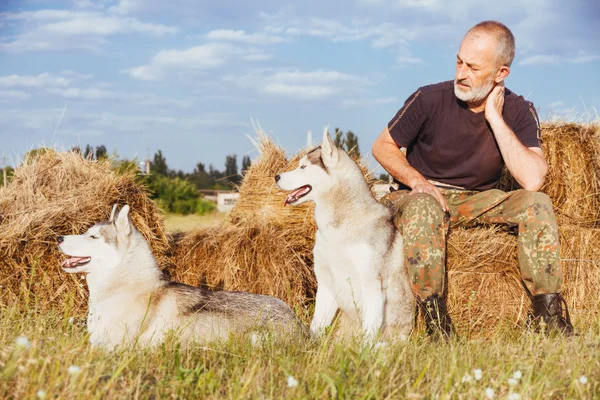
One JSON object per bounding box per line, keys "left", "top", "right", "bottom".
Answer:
{"left": 223, "top": 68, "right": 371, "bottom": 100}
{"left": 0, "top": 90, "right": 31, "bottom": 102}
{"left": 519, "top": 52, "right": 600, "bottom": 66}
{"left": 205, "top": 29, "right": 284, "bottom": 45}
{"left": 0, "top": 9, "right": 178, "bottom": 53}
{"left": 45, "top": 87, "right": 118, "bottom": 100}
{"left": 0, "top": 73, "right": 71, "bottom": 88}
{"left": 123, "top": 43, "right": 270, "bottom": 81}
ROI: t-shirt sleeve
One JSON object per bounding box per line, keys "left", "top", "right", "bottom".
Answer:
{"left": 387, "top": 88, "right": 427, "bottom": 148}
{"left": 512, "top": 101, "right": 541, "bottom": 148}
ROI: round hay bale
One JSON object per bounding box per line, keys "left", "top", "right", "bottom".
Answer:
{"left": 500, "top": 122, "right": 600, "bottom": 226}
{"left": 446, "top": 224, "right": 600, "bottom": 337}
{"left": 0, "top": 150, "right": 169, "bottom": 311}
{"left": 169, "top": 223, "right": 316, "bottom": 316}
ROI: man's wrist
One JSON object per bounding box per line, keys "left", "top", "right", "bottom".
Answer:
{"left": 486, "top": 112, "right": 507, "bottom": 131}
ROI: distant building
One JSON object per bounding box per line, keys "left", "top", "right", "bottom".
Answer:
{"left": 199, "top": 190, "right": 240, "bottom": 213}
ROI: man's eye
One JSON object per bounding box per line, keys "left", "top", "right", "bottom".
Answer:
{"left": 300, "top": 165, "right": 306, "bottom": 169}
{"left": 90, "top": 235, "right": 99, "bottom": 239}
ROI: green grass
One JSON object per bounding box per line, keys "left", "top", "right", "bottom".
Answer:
{"left": 163, "top": 212, "right": 228, "bottom": 233}
{"left": 1, "top": 291, "right": 599, "bottom": 399}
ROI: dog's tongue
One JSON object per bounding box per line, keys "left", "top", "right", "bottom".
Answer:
{"left": 61, "top": 256, "right": 91, "bottom": 269}
{"left": 284, "top": 186, "right": 311, "bottom": 207}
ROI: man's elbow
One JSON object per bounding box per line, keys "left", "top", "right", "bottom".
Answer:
{"left": 371, "top": 139, "right": 383, "bottom": 164}
{"left": 521, "top": 169, "right": 547, "bottom": 192}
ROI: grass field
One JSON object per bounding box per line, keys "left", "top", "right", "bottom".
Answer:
{"left": 163, "top": 212, "right": 228, "bottom": 232}
{"left": 1, "top": 213, "right": 598, "bottom": 398}
{"left": 1, "top": 291, "right": 599, "bottom": 399}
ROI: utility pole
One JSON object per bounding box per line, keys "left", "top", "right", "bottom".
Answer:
{"left": 145, "top": 148, "right": 151, "bottom": 175}
{"left": 2, "top": 154, "right": 6, "bottom": 188}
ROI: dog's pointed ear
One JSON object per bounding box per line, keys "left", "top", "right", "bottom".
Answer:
{"left": 321, "top": 126, "right": 339, "bottom": 166}
{"left": 115, "top": 204, "right": 131, "bottom": 236}
{"left": 109, "top": 204, "right": 119, "bottom": 223}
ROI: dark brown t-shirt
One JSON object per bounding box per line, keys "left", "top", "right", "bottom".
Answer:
{"left": 387, "top": 80, "right": 541, "bottom": 191}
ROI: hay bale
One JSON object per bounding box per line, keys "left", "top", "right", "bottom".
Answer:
{"left": 446, "top": 224, "right": 600, "bottom": 337}
{"left": 500, "top": 123, "right": 600, "bottom": 226}
{"left": 0, "top": 150, "right": 168, "bottom": 310}
{"left": 169, "top": 223, "right": 316, "bottom": 314}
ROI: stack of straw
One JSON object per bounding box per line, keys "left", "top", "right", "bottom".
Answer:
{"left": 0, "top": 150, "right": 168, "bottom": 311}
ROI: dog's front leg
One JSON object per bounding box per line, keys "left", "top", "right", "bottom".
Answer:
{"left": 310, "top": 284, "right": 338, "bottom": 337}
{"left": 359, "top": 277, "right": 385, "bottom": 342}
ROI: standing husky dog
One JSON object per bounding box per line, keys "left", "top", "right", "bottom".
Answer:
{"left": 275, "top": 128, "right": 414, "bottom": 340}
{"left": 58, "top": 204, "right": 301, "bottom": 349}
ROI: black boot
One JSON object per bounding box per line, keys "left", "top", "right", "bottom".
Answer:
{"left": 531, "top": 292, "right": 574, "bottom": 336}
{"left": 418, "top": 294, "right": 456, "bottom": 341}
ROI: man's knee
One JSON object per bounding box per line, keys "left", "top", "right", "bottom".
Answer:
{"left": 404, "top": 193, "right": 444, "bottom": 213}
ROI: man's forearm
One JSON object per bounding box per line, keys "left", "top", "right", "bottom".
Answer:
{"left": 373, "top": 142, "right": 428, "bottom": 189}
{"left": 488, "top": 116, "right": 548, "bottom": 191}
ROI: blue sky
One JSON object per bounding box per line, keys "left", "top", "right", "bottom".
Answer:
{"left": 1, "top": 0, "right": 599, "bottom": 173}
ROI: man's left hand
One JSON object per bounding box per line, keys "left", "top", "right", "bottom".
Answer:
{"left": 485, "top": 81, "right": 505, "bottom": 122}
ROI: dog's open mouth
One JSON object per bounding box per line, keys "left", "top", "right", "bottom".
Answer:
{"left": 284, "top": 185, "right": 312, "bottom": 206}
{"left": 61, "top": 256, "right": 91, "bottom": 269}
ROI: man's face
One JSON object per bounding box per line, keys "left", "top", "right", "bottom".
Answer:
{"left": 454, "top": 32, "right": 499, "bottom": 104}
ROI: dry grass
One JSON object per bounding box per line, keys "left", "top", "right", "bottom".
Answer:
{"left": 500, "top": 122, "right": 600, "bottom": 226}
{"left": 0, "top": 150, "right": 168, "bottom": 312}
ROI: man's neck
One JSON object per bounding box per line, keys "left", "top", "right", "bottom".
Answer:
{"left": 466, "top": 98, "right": 487, "bottom": 113}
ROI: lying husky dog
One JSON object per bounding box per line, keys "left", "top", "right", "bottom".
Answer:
{"left": 58, "top": 204, "right": 301, "bottom": 349}
{"left": 275, "top": 128, "right": 414, "bottom": 341}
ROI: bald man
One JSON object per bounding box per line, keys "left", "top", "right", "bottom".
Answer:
{"left": 372, "top": 20, "right": 573, "bottom": 339}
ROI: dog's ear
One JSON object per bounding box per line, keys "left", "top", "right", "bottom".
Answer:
{"left": 115, "top": 204, "right": 131, "bottom": 236}
{"left": 321, "top": 126, "right": 339, "bottom": 167}
{"left": 109, "top": 204, "right": 118, "bottom": 223}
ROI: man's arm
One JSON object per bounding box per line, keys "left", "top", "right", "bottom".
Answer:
{"left": 372, "top": 126, "right": 449, "bottom": 211}
{"left": 485, "top": 85, "right": 548, "bottom": 191}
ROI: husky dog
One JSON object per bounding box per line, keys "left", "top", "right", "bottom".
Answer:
{"left": 58, "top": 204, "right": 301, "bottom": 350}
{"left": 275, "top": 128, "right": 414, "bottom": 341}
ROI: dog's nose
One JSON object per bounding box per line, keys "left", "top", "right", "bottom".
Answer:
{"left": 274, "top": 174, "right": 281, "bottom": 182}
{"left": 57, "top": 236, "right": 64, "bottom": 244}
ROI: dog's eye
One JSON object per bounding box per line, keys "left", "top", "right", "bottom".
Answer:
{"left": 300, "top": 165, "right": 306, "bottom": 169}
{"left": 90, "top": 235, "right": 99, "bottom": 239}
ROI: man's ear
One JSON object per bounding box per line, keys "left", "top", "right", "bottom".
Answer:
{"left": 109, "top": 204, "right": 118, "bottom": 223}
{"left": 320, "top": 126, "right": 340, "bottom": 167}
{"left": 115, "top": 204, "right": 131, "bottom": 236}
{"left": 494, "top": 65, "right": 510, "bottom": 84}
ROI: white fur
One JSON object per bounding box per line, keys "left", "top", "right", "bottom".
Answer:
{"left": 277, "top": 127, "right": 414, "bottom": 342}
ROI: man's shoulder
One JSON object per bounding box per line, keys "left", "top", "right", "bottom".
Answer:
{"left": 417, "top": 80, "right": 454, "bottom": 96}
{"left": 411, "top": 81, "right": 454, "bottom": 105}
{"left": 504, "top": 87, "right": 535, "bottom": 111}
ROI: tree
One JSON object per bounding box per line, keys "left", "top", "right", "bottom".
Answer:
{"left": 71, "top": 146, "right": 81, "bottom": 155}
{"left": 378, "top": 173, "right": 391, "bottom": 182}
{"left": 344, "top": 130, "right": 360, "bottom": 158}
{"left": 224, "top": 154, "right": 239, "bottom": 185}
{"left": 241, "top": 155, "right": 251, "bottom": 175}
{"left": 84, "top": 144, "right": 94, "bottom": 159}
{"left": 95, "top": 145, "right": 107, "bottom": 160}
{"left": 151, "top": 150, "right": 168, "bottom": 176}
{"left": 333, "top": 127, "right": 343, "bottom": 148}
{"left": 189, "top": 162, "right": 213, "bottom": 189}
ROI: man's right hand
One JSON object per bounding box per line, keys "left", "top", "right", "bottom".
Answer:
{"left": 409, "top": 182, "right": 449, "bottom": 212}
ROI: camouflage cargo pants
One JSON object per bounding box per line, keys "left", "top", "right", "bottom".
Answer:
{"left": 380, "top": 188, "right": 562, "bottom": 299}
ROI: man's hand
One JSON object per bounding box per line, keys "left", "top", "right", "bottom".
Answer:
{"left": 485, "top": 81, "right": 505, "bottom": 122}
{"left": 410, "top": 182, "right": 449, "bottom": 212}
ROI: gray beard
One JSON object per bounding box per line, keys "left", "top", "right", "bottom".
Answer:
{"left": 454, "top": 78, "right": 495, "bottom": 103}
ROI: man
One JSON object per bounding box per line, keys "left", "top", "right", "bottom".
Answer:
{"left": 372, "top": 20, "right": 573, "bottom": 339}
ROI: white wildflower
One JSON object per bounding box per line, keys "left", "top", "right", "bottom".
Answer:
{"left": 462, "top": 374, "right": 473, "bottom": 384}
{"left": 579, "top": 375, "right": 588, "bottom": 385}
{"left": 508, "top": 393, "right": 521, "bottom": 400}
{"left": 287, "top": 375, "right": 298, "bottom": 388}
{"left": 67, "top": 365, "right": 82, "bottom": 375}
{"left": 36, "top": 390, "right": 47, "bottom": 399}
{"left": 512, "top": 370, "right": 522, "bottom": 380}
{"left": 484, "top": 387, "right": 495, "bottom": 399}
{"left": 15, "top": 336, "right": 30, "bottom": 349}
{"left": 508, "top": 378, "right": 518, "bottom": 387}
{"left": 68, "top": 317, "right": 75, "bottom": 324}
{"left": 473, "top": 368, "right": 483, "bottom": 381}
